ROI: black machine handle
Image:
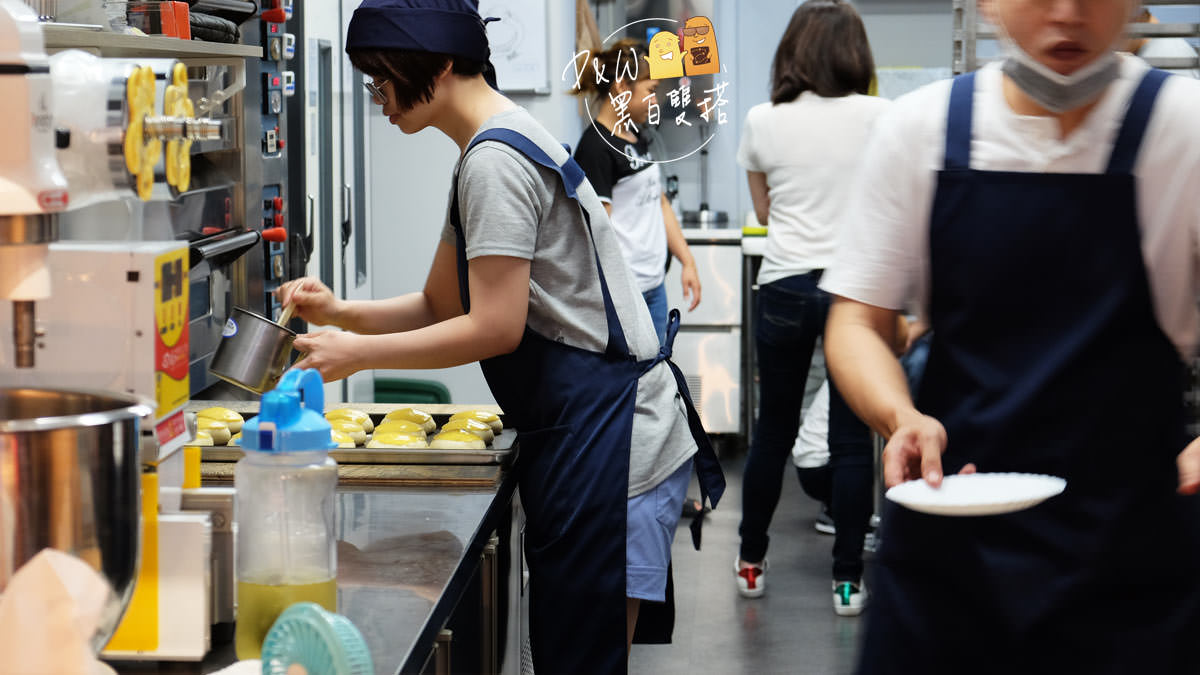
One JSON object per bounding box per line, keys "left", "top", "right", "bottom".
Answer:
{"left": 189, "top": 228, "right": 261, "bottom": 269}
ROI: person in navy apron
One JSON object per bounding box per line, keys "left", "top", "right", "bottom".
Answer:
{"left": 278, "top": 2, "right": 725, "bottom": 672}
{"left": 820, "top": 0, "right": 1200, "bottom": 672}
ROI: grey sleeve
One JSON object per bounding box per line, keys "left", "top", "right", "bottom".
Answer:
{"left": 458, "top": 145, "right": 543, "bottom": 261}
{"left": 439, "top": 207, "right": 456, "bottom": 246}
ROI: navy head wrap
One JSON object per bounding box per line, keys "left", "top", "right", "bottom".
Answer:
{"left": 346, "top": 0, "right": 499, "bottom": 88}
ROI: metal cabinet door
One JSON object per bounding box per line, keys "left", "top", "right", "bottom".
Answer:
{"left": 667, "top": 328, "right": 741, "bottom": 434}
{"left": 663, "top": 243, "right": 743, "bottom": 326}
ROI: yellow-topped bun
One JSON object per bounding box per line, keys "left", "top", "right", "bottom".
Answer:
{"left": 197, "top": 417, "right": 231, "bottom": 445}
{"left": 326, "top": 408, "right": 374, "bottom": 433}
{"left": 331, "top": 429, "right": 358, "bottom": 449}
{"left": 373, "top": 419, "right": 427, "bottom": 438}
{"left": 382, "top": 408, "right": 436, "bottom": 433}
{"left": 229, "top": 431, "right": 242, "bottom": 446}
{"left": 449, "top": 410, "right": 502, "bottom": 433}
{"left": 366, "top": 432, "right": 427, "bottom": 449}
{"left": 329, "top": 419, "right": 367, "bottom": 445}
{"left": 430, "top": 429, "right": 486, "bottom": 450}
{"left": 190, "top": 429, "right": 214, "bottom": 446}
{"left": 441, "top": 417, "right": 494, "bottom": 443}
{"left": 197, "top": 406, "right": 244, "bottom": 434}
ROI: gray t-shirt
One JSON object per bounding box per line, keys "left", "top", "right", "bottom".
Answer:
{"left": 440, "top": 107, "right": 696, "bottom": 496}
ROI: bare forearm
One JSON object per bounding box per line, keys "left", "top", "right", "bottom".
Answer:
{"left": 335, "top": 292, "right": 442, "bottom": 335}
{"left": 662, "top": 194, "right": 694, "bottom": 267}
{"left": 357, "top": 312, "right": 520, "bottom": 370}
{"left": 825, "top": 300, "right": 918, "bottom": 438}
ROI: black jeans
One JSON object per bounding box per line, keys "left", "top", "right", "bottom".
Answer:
{"left": 796, "top": 381, "right": 874, "bottom": 583}
{"left": 739, "top": 273, "right": 828, "bottom": 562}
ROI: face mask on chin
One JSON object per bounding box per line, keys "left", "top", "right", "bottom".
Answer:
{"left": 996, "top": 20, "right": 1122, "bottom": 113}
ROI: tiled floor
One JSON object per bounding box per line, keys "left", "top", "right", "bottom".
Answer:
{"left": 630, "top": 455, "right": 867, "bottom": 675}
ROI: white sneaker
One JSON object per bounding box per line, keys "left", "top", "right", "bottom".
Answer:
{"left": 734, "top": 557, "right": 768, "bottom": 598}
{"left": 832, "top": 580, "right": 867, "bottom": 616}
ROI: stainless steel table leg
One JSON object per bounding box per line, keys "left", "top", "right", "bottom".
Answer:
{"left": 436, "top": 628, "right": 452, "bottom": 675}
{"left": 481, "top": 533, "right": 499, "bottom": 675}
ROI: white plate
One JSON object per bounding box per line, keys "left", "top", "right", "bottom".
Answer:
{"left": 885, "top": 472, "right": 1067, "bottom": 516}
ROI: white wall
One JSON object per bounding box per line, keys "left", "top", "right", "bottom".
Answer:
{"left": 367, "top": 0, "right": 581, "bottom": 405}
{"left": 723, "top": 0, "right": 953, "bottom": 227}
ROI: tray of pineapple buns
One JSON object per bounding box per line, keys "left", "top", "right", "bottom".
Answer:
{"left": 187, "top": 403, "right": 513, "bottom": 465}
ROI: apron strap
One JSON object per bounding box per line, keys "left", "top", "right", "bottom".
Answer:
{"left": 944, "top": 71, "right": 977, "bottom": 171}
{"left": 653, "top": 310, "right": 727, "bottom": 523}
{"left": 452, "top": 127, "right": 633, "bottom": 360}
{"left": 1106, "top": 68, "right": 1171, "bottom": 176}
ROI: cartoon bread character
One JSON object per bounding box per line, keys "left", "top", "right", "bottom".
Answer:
{"left": 644, "top": 30, "right": 685, "bottom": 79}
{"left": 681, "top": 16, "right": 720, "bottom": 76}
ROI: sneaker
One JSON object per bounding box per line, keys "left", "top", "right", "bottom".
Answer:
{"left": 814, "top": 506, "right": 835, "bottom": 535}
{"left": 832, "top": 580, "right": 867, "bottom": 616}
{"left": 735, "top": 557, "right": 768, "bottom": 598}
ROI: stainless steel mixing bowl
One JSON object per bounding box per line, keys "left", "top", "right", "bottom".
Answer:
{"left": 0, "top": 387, "right": 153, "bottom": 651}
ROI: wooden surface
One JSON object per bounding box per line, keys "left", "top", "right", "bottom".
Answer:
{"left": 201, "top": 461, "right": 502, "bottom": 488}
{"left": 188, "top": 401, "right": 503, "bottom": 417}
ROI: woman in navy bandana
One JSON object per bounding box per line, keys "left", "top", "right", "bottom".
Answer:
{"left": 277, "top": 2, "right": 725, "bottom": 673}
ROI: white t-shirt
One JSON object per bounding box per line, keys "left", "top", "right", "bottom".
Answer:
{"left": 736, "top": 93, "right": 892, "bottom": 286}
{"left": 821, "top": 56, "right": 1200, "bottom": 362}
{"left": 573, "top": 123, "right": 667, "bottom": 293}
{"left": 792, "top": 380, "right": 830, "bottom": 469}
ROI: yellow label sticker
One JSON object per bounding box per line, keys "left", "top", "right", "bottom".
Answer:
{"left": 154, "top": 248, "right": 189, "bottom": 416}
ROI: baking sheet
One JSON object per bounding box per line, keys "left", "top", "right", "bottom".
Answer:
{"left": 191, "top": 402, "right": 515, "bottom": 465}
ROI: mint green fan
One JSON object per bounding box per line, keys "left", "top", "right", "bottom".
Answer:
{"left": 261, "top": 602, "right": 373, "bottom": 675}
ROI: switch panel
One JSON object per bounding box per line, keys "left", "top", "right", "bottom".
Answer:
{"left": 262, "top": 128, "right": 278, "bottom": 154}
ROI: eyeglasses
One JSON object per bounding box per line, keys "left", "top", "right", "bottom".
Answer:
{"left": 682, "top": 25, "right": 709, "bottom": 36}
{"left": 363, "top": 78, "right": 388, "bottom": 106}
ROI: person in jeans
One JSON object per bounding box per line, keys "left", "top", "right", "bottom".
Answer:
{"left": 734, "top": 0, "right": 889, "bottom": 607}
{"left": 572, "top": 38, "right": 702, "bottom": 344}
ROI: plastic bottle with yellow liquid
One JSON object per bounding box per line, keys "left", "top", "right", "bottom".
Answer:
{"left": 234, "top": 368, "right": 338, "bottom": 660}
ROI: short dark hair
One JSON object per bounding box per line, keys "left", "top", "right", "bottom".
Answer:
{"left": 347, "top": 49, "right": 486, "bottom": 111}
{"left": 771, "top": 0, "right": 875, "bottom": 103}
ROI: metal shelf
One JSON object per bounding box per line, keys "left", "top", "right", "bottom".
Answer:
{"left": 975, "top": 22, "right": 1200, "bottom": 40}
{"left": 952, "top": 1, "right": 1200, "bottom": 74}
{"left": 42, "top": 24, "right": 262, "bottom": 58}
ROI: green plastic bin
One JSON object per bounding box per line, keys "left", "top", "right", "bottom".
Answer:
{"left": 373, "top": 378, "right": 451, "bottom": 405}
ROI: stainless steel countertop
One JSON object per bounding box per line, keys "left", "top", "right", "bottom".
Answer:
{"left": 112, "top": 480, "right": 516, "bottom": 674}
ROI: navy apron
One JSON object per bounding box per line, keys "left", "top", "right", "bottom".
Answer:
{"left": 450, "top": 128, "right": 725, "bottom": 674}
{"left": 858, "top": 70, "right": 1200, "bottom": 674}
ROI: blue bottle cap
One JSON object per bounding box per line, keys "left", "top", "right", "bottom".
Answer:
{"left": 240, "top": 369, "right": 336, "bottom": 453}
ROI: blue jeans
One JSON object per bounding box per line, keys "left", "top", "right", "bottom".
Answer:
{"left": 739, "top": 272, "right": 829, "bottom": 562}
{"left": 792, "top": 380, "right": 876, "bottom": 582}
{"left": 642, "top": 283, "right": 668, "bottom": 345}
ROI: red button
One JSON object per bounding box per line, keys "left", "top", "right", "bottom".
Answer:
{"left": 261, "top": 227, "right": 287, "bottom": 243}
{"left": 269, "top": 23, "right": 279, "bottom": 33}
{"left": 272, "top": 197, "right": 283, "bottom": 211}
{"left": 272, "top": 76, "right": 280, "bottom": 87}
{"left": 273, "top": 212, "right": 284, "bottom": 228}
{"left": 277, "top": 139, "right": 286, "bottom": 149}
{"left": 262, "top": 7, "right": 286, "bottom": 23}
